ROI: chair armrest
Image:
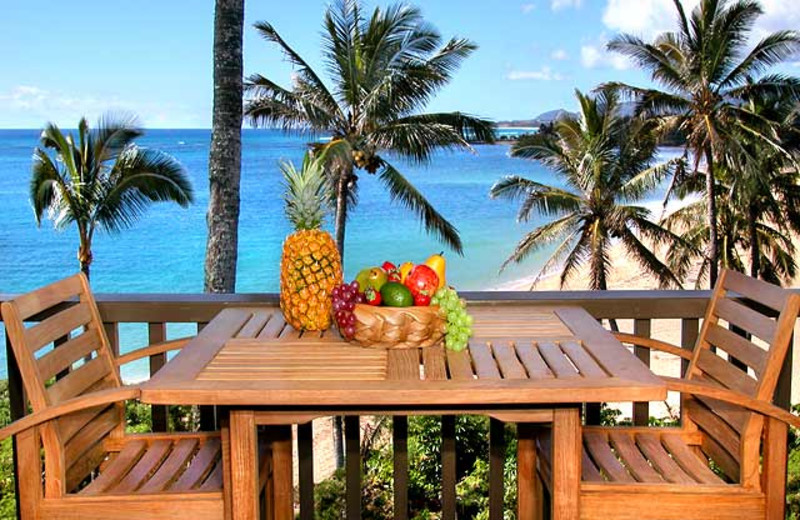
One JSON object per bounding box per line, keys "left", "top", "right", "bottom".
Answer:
{"left": 662, "top": 376, "right": 800, "bottom": 429}
{"left": 613, "top": 333, "right": 693, "bottom": 360}
{"left": 115, "top": 337, "right": 192, "bottom": 367}
{"left": 0, "top": 386, "right": 141, "bottom": 441}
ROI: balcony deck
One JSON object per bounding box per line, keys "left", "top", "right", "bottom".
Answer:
{"left": 1, "top": 290, "right": 796, "bottom": 519}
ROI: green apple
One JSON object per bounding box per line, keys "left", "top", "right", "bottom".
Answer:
{"left": 355, "top": 267, "right": 388, "bottom": 292}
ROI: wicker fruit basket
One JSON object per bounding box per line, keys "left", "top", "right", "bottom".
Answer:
{"left": 345, "top": 304, "right": 447, "bottom": 349}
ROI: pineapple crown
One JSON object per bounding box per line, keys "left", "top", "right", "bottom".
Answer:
{"left": 281, "top": 151, "right": 332, "bottom": 231}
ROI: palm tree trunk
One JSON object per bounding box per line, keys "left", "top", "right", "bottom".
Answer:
{"left": 78, "top": 235, "right": 92, "bottom": 280}
{"left": 705, "top": 148, "right": 719, "bottom": 288}
{"left": 748, "top": 204, "right": 760, "bottom": 279}
{"left": 332, "top": 160, "right": 353, "bottom": 469}
{"left": 204, "top": 0, "right": 244, "bottom": 293}
{"left": 334, "top": 161, "right": 353, "bottom": 260}
{"left": 597, "top": 276, "right": 620, "bottom": 332}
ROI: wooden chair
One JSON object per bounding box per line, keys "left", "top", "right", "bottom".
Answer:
{"left": 533, "top": 269, "right": 800, "bottom": 520}
{"left": 0, "top": 273, "right": 262, "bottom": 519}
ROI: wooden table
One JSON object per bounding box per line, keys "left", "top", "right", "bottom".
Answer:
{"left": 141, "top": 305, "right": 666, "bottom": 520}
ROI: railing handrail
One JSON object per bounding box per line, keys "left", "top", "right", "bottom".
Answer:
{"left": 0, "top": 289, "right": 723, "bottom": 321}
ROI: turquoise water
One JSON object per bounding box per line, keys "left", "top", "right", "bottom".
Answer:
{"left": 0, "top": 129, "right": 672, "bottom": 380}
{"left": 0, "top": 129, "right": 558, "bottom": 294}
{"left": 0, "top": 128, "right": 563, "bottom": 379}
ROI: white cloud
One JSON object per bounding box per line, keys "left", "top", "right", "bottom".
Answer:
{"left": 581, "top": 40, "right": 631, "bottom": 70}
{"left": 602, "top": 0, "right": 800, "bottom": 41}
{"left": 521, "top": 3, "right": 536, "bottom": 14}
{"left": 552, "top": 0, "right": 582, "bottom": 10}
{"left": 507, "top": 66, "right": 566, "bottom": 81}
{"left": 0, "top": 85, "right": 205, "bottom": 129}
{"left": 551, "top": 48, "right": 569, "bottom": 61}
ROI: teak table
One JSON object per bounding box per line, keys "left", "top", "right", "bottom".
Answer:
{"left": 141, "top": 305, "right": 667, "bottom": 520}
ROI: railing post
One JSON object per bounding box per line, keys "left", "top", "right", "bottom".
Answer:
{"left": 489, "top": 418, "right": 505, "bottom": 520}
{"left": 298, "top": 421, "right": 314, "bottom": 520}
{"left": 345, "top": 415, "right": 360, "bottom": 520}
{"left": 680, "top": 318, "right": 700, "bottom": 426}
{"left": 6, "top": 335, "right": 24, "bottom": 520}
{"left": 148, "top": 323, "right": 168, "bottom": 432}
{"left": 103, "top": 322, "right": 119, "bottom": 357}
{"left": 633, "top": 319, "right": 651, "bottom": 426}
{"left": 441, "top": 415, "right": 456, "bottom": 520}
{"left": 680, "top": 318, "right": 699, "bottom": 377}
{"left": 392, "top": 416, "right": 408, "bottom": 520}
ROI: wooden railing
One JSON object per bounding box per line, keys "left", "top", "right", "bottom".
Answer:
{"left": 0, "top": 290, "right": 795, "bottom": 519}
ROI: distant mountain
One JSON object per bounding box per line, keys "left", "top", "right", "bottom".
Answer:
{"left": 497, "top": 108, "right": 577, "bottom": 128}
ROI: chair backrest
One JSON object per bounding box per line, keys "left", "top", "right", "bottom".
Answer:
{"left": 1, "top": 273, "right": 124, "bottom": 494}
{"left": 685, "top": 269, "right": 800, "bottom": 486}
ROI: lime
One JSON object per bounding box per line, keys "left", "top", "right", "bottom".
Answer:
{"left": 380, "top": 282, "right": 414, "bottom": 307}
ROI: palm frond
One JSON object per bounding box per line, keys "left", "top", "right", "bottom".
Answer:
{"left": 253, "top": 20, "right": 342, "bottom": 120}
{"left": 378, "top": 160, "right": 462, "bottom": 254}
{"left": 498, "top": 213, "right": 580, "bottom": 273}
{"left": 96, "top": 147, "right": 193, "bottom": 233}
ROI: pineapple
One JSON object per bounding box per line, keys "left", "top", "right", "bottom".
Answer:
{"left": 280, "top": 152, "right": 342, "bottom": 331}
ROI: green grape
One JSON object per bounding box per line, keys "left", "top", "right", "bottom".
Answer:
{"left": 447, "top": 311, "right": 459, "bottom": 322}
{"left": 464, "top": 314, "right": 474, "bottom": 327}
{"left": 431, "top": 297, "right": 440, "bottom": 306}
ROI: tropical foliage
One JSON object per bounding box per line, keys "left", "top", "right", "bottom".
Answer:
{"left": 30, "top": 114, "right": 194, "bottom": 278}
{"left": 490, "top": 88, "right": 687, "bottom": 291}
{"left": 606, "top": 0, "right": 800, "bottom": 286}
{"left": 245, "top": 0, "right": 495, "bottom": 258}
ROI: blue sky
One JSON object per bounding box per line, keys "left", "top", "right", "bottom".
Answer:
{"left": 1, "top": 0, "right": 798, "bottom": 128}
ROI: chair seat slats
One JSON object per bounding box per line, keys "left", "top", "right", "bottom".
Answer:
{"left": 80, "top": 440, "right": 148, "bottom": 495}
{"left": 137, "top": 438, "right": 200, "bottom": 493}
{"left": 635, "top": 433, "right": 696, "bottom": 484}
{"left": 608, "top": 432, "right": 664, "bottom": 483}
{"left": 171, "top": 438, "right": 222, "bottom": 491}
{"left": 584, "top": 431, "right": 634, "bottom": 482}
{"left": 110, "top": 439, "right": 173, "bottom": 494}
{"left": 661, "top": 434, "right": 724, "bottom": 485}
{"left": 199, "top": 460, "right": 224, "bottom": 491}
{"left": 582, "top": 449, "right": 603, "bottom": 482}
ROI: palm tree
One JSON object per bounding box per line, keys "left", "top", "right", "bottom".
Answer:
{"left": 490, "top": 89, "right": 687, "bottom": 296}
{"left": 665, "top": 94, "right": 800, "bottom": 285}
{"left": 245, "top": 0, "right": 495, "bottom": 259}
{"left": 204, "top": 0, "right": 244, "bottom": 293}
{"left": 607, "top": 0, "right": 800, "bottom": 287}
{"left": 31, "top": 114, "right": 194, "bottom": 278}
{"left": 664, "top": 185, "right": 799, "bottom": 286}
{"left": 727, "top": 93, "right": 800, "bottom": 280}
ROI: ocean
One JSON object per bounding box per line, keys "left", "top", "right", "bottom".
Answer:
{"left": 0, "top": 128, "right": 666, "bottom": 380}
